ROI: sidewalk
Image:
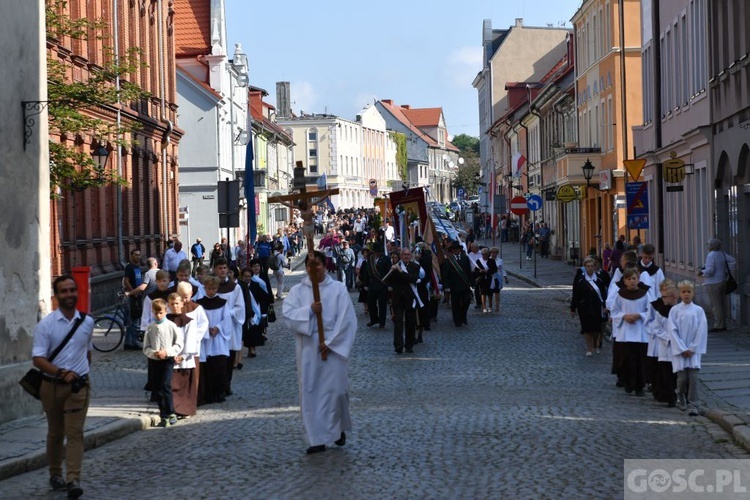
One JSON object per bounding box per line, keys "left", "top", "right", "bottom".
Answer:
{"left": 486, "top": 235, "right": 750, "bottom": 450}
{"left": 0, "top": 252, "right": 312, "bottom": 482}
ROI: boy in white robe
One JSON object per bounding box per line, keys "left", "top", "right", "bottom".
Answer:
{"left": 195, "top": 275, "right": 233, "bottom": 404}
{"left": 212, "top": 258, "right": 245, "bottom": 394}
{"left": 668, "top": 280, "right": 708, "bottom": 416}
{"left": 283, "top": 250, "right": 357, "bottom": 454}
{"left": 610, "top": 267, "right": 650, "bottom": 396}
{"left": 638, "top": 244, "right": 666, "bottom": 302}
{"left": 644, "top": 280, "right": 679, "bottom": 407}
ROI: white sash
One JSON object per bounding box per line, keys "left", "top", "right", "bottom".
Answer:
{"left": 400, "top": 261, "right": 424, "bottom": 308}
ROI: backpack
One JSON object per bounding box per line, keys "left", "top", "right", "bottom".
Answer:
{"left": 269, "top": 254, "right": 280, "bottom": 271}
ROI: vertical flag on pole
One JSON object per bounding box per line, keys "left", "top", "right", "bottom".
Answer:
{"left": 511, "top": 152, "right": 526, "bottom": 177}
{"left": 245, "top": 127, "right": 256, "bottom": 245}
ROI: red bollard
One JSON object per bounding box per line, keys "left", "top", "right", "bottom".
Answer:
{"left": 71, "top": 266, "right": 91, "bottom": 314}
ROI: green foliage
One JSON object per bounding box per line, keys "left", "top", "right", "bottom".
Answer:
{"left": 46, "top": 0, "right": 150, "bottom": 196}
{"left": 452, "top": 134, "right": 480, "bottom": 155}
{"left": 390, "top": 131, "right": 408, "bottom": 181}
{"left": 453, "top": 150, "right": 481, "bottom": 194}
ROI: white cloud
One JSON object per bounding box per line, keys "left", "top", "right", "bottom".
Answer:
{"left": 444, "top": 46, "right": 483, "bottom": 88}
{"left": 290, "top": 80, "right": 318, "bottom": 115}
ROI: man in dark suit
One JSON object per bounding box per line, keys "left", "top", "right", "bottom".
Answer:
{"left": 441, "top": 241, "right": 473, "bottom": 327}
{"left": 364, "top": 244, "right": 390, "bottom": 328}
{"left": 388, "top": 247, "right": 422, "bottom": 353}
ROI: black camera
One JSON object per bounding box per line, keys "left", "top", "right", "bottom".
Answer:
{"left": 71, "top": 374, "right": 88, "bottom": 394}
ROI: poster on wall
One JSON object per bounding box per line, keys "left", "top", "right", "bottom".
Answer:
{"left": 626, "top": 182, "right": 649, "bottom": 229}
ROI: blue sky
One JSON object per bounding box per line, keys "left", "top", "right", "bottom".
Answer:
{"left": 225, "top": 0, "right": 583, "bottom": 139}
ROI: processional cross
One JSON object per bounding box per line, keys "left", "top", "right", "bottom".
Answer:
{"left": 268, "top": 161, "right": 339, "bottom": 360}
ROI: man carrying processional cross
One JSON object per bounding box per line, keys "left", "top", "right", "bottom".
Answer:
{"left": 282, "top": 250, "right": 357, "bottom": 454}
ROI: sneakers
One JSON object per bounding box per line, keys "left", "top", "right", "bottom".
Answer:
{"left": 585, "top": 351, "right": 593, "bottom": 357}
{"left": 49, "top": 475, "right": 67, "bottom": 491}
{"left": 157, "top": 417, "right": 171, "bottom": 428}
{"left": 676, "top": 396, "right": 687, "bottom": 411}
{"left": 67, "top": 479, "right": 83, "bottom": 498}
{"left": 688, "top": 405, "right": 699, "bottom": 417}
{"left": 169, "top": 414, "right": 178, "bottom": 426}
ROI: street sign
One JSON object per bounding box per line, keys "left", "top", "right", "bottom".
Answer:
{"left": 478, "top": 186, "right": 483, "bottom": 195}
{"left": 623, "top": 159, "right": 647, "bottom": 181}
{"left": 556, "top": 185, "right": 578, "bottom": 203}
{"left": 664, "top": 152, "right": 686, "bottom": 192}
{"left": 626, "top": 181, "right": 649, "bottom": 229}
{"left": 457, "top": 187, "right": 465, "bottom": 198}
{"left": 527, "top": 194, "right": 543, "bottom": 211}
{"left": 493, "top": 195, "right": 506, "bottom": 212}
{"left": 510, "top": 195, "right": 529, "bottom": 215}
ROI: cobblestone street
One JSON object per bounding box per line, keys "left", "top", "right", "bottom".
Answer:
{"left": 1, "top": 269, "right": 747, "bottom": 499}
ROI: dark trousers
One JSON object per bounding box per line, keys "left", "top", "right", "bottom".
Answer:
{"left": 392, "top": 301, "right": 416, "bottom": 351}
{"left": 151, "top": 357, "right": 175, "bottom": 418}
{"left": 202, "top": 355, "right": 229, "bottom": 403}
{"left": 451, "top": 291, "right": 471, "bottom": 326}
{"left": 473, "top": 283, "right": 482, "bottom": 307}
{"left": 625, "top": 342, "right": 648, "bottom": 392}
{"left": 654, "top": 360, "right": 677, "bottom": 404}
{"left": 259, "top": 256, "right": 270, "bottom": 275}
{"left": 611, "top": 340, "right": 627, "bottom": 382}
{"left": 368, "top": 289, "right": 388, "bottom": 326}
{"left": 226, "top": 350, "right": 237, "bottom": 392}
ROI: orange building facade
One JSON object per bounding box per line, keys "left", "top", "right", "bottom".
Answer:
{"left": 47, "top": 0, "right": 181, "bottom": 309}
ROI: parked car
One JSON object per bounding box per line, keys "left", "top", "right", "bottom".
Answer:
{"left": 465, "top": 195, "right": 480, "bottom": 205}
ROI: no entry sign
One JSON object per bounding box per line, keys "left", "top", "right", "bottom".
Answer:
{"left": 510, "top": 195, "right": 529, "bottom": 215}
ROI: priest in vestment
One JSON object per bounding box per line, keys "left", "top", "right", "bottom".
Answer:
{"left": 283, "top": 250, "right": 357, "bottom": 454}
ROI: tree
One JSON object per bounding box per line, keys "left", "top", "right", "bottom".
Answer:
{"left": 453, "top": 150, "right": 481, "bottom": 194}
{"left": 46, "top": 0, "right": 149, "bottom": 196}
{"left": 451, "top": 134, "right": 480, "bottom": 155}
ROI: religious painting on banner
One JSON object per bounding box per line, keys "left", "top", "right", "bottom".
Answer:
{"left": 388, "top": 187, "right": 429, "bottom": 248}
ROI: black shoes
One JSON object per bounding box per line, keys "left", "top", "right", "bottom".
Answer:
{"left": 306, "top": 445, "right": 326, "bottom": 454}
{"left": 49, "top": 475, "right": 66, "bottom": 491}
{"left": 67, "top": 479, "right": 83, "bottom": 498}
{"left": 395, "top": 349, "right": 403, "bottom": 354}
{"left": 335, "top": 432, "right": 346, "bottom": 446}
{"left": 405, "top": 348, "right": 414, "bottom": 353}
{"left": 123, "top": 344, "right": 142, "bottom": 351}
{"left": 635, "top": 390, "right": 645, "bottom": 397}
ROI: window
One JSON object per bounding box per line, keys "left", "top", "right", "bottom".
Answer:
{"left": 309, "top": 149, "right": 317, "bottom": 158}
{"left": 681, "top": 15, "right": 689, "bottom": 105}
{"left": 308, "top": 129, "right": 317, "bottom": 141}
{"left": 607, "top": 97, "right": 613, "bottom": 150}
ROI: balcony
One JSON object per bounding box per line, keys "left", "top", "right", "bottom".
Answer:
{"left": 554, "top": 147, "right": 601, "bottom": 186}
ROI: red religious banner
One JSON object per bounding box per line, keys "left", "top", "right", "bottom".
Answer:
{"left": 387, "top": 187, "right": 429, "bottom": 248}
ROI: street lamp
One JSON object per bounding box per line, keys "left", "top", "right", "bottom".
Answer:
{"left": 91, "top": 144, "right": 110, "bottom": 180}
{"left": 581, "top": 158, "right": 596, "bottom": 188}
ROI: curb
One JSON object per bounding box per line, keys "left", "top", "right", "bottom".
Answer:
{"left": 0, "top": 414, "right": 156, "bottom": 481}
{"left": 506, "top": 270, "right": 541, "bottom": 288}
{"left": 704, "top": 409, "right": 750, "bottom": 453}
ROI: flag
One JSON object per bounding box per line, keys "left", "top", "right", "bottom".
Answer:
{"left": 244, "top": 129, "right": 256, "bottom": 244}
{"left": 512, "top": 152, "right": 526, "bottom": 177}
{"left": 317, "top": 173, "right": 327, "bottom": 189}
{"left": 325, "top": 196, "right": 335, "bottom": 212}
{"left": 423, "top": 217, "right": 445, "bottom": 272}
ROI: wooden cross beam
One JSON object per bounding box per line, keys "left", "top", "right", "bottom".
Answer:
{"left": 270, "top": 162, "right": 338, "bottom": 360}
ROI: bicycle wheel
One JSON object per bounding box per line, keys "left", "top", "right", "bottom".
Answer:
{"left": 92, "top": 316, "right": 124, "bottom": 352}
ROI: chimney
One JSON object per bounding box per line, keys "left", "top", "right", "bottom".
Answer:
{"left": 276, "top": 81, "right": 291, "bottom": 118}
{"left": 401, "top": 104, "right": 411, "bottom": 110}
{"left": 515, "top": 18, "right": 523, "bottom": 27}
{"left": 382, "top": 99, "right": 393, "bottom": 105}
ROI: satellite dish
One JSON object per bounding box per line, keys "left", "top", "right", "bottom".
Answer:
{"left": 270, "top": 191, "right": 282, "bottom": 198}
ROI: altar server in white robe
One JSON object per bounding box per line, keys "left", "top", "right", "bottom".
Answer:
{"left": 195, "top": 275, "right": 233, "bottom": 404}
{"left": 668, "top": 280, "right": 708, "bottom": 416}
{"left": 283, "top": 250, "right": 357, "bottom": 454}
{"left": 610, "top": 267, "right": 650, "bottom": 397}
{"left": 212, "top": 258, "right": 245, "bottom": 393}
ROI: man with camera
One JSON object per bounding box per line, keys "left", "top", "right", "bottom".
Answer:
{"left": 32, "top": 275, "right": 94, "bottom": 498}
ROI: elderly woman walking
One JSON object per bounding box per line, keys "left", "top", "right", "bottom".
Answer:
{"left": 698, "top": 238, "right": 737, "bottom": 332}
{"left": 571, "top": 257, "right": 608, "bottom": 356}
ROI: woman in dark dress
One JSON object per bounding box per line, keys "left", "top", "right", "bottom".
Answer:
{"left": 570, "top": 257, "right": 608, "bottom": 356}
{"left": 475, "top": 248, "right": 498, "bottom": 313}
{"left": 241, "top": 259, "right": 272, "bottom": 357}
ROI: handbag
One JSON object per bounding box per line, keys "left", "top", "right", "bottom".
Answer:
{"left": 724, "top": 253, "right": 738, "bottom": 295}
{"left": 267, "top": 304, "right": 277, "bottom": 323}
{"left": 19, "top": 313, "right": 86, "bottom": 399}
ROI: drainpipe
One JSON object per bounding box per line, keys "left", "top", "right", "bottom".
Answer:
{"left": 619, "top": 0, "right": 629, "bottom": 159}
{"left": 157, "top": 0, "right": 171, "bottom": 247}
{"left": 652, "top": 0, "right": 665, "bottom": 260}
{"left": 113, "top": 0, "right": 124, "bottom": 265}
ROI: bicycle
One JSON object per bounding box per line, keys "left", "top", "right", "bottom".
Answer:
{"left": 92, "top": 292, "right": 138, "bottom": 352}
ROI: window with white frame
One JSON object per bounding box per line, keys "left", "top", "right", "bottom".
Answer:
{"left": 607, "top": 97, "right": 613, "bottom": 150}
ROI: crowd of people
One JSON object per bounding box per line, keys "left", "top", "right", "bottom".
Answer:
{"left": 569, "top": 237, "right": 736, "bottom": 418}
